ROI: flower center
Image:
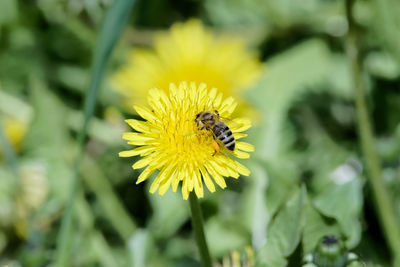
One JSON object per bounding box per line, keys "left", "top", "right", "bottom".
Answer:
{"left": 157, "top": 109, "right": 214, "bottom": 166}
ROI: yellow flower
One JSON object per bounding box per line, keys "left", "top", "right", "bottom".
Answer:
{"left": 119, "top": 82, "right": 254, "bottom": 199}
{"left": 112, "top": 19, "right": 261, "bottom": 113}
{"left": 0, "top": 116, "right": 27, "bottom": 156}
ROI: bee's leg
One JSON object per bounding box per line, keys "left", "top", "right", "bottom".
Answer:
{"left": 214, "top": 109, "right": 220, "bottom": 119}
{"left": 212, "top": 140, "right": 220, "bottom": 156}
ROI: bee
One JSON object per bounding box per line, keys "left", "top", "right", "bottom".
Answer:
{"left": 195, "top": 110, "right": 235, "bottom": 152}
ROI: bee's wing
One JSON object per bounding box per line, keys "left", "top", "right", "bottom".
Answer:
{"left": 219, "top": 115, "right": 238, "bottom": 127}
{"left": 220, "top": 117, "right": 251, "bottom": 133}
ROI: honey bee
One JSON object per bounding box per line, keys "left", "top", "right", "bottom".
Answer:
{"left": 195, "top": 110, "right": 235, "bottom": 152}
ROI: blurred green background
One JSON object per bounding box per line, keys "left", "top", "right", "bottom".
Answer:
{"left": 0, "top": 0, "right": 400, "bottom": 266}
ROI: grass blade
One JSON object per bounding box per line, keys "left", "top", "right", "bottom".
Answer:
{"left": 82, "top": 155, "right": 136, "bottom": 241}
{"left": 55, "top": 0, "right": 136, "bottom": 266}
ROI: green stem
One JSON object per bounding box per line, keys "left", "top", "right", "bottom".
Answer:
{"left": 189, "top": 193, "right": 212, "bottom": 267}
{"left": 345, "top": 0, "right": 400, "bottom": 263}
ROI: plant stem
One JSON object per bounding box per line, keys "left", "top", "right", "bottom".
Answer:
{"left": 345, "top": 0, "right": 400, "bottom": 263}
{"left": 189, "top": 193, "right": 212, "bottom": 267}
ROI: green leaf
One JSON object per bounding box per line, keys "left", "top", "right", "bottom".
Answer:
{"left": 302, "top": 195, "right": 341, "bottom": 254}
{"left": 373, "top": 0, "right": 400, "bottom": 66}
{"left": 313, "top": 179, "right": 364, "bottom": 248}
{"left": 128, "top": 229, "right": 151, "bottom": 267}
{"left": 256, "top": 244, "right": 287, "bottom": 267}
{"left": 264, "top": 162, "right": 299, "bottom": 226}
{"left": 240, "top": 162, "right": 269, "bottom": 249}
{"left": 0, "top": 0, "right": 18, "bottom": 26}
{"left": 147, "top": 183, "right": 189, "bottom": 239}
{"left": 365, "top": 51, "right": 399, "bottom": 79}
{"left": 248, "top": 39, "right": 332, "bottom": 161}
{"left": 256, "top": 186, "right": 305, "bottom": 266}
{"left": 241, "top": 160, "right": 298, "bottom": 252}
{"left": 205, "top": 217, "right": 249, "bottom": 258}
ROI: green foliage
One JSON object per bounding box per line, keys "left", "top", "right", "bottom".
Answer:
{"left": 313, "top": 179, "right": 363, "bottom": 248}
{"left": 147, "top": 185, "right": 189, "bottom": 239}
{"left": 55, "top": 0, "right": 137, "bottom": 265}
{"left": 256, "top": 186, "right": 305, "bottom": 266}
{"left": 0, "top": 0, "right": 400, "bottom": 266}
{"left": 25, "top": 79, "right": 72, "bottom": 202}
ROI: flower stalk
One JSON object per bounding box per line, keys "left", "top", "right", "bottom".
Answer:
{"left": 345, "top": 0, "right": 400, "bottom": 263}
{"left": 189, "top": 193, "right": 212, "bottom": 267}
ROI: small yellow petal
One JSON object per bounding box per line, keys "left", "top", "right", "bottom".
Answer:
{"left": 208, "top": 88, "right": 217, "bottom": 104}
{"left": 122, "top": 132, "right": 153, "bottom": 142}
{"left": 187, "top": 168, "right": 194, "bottom": 192}
{"left": 236, "top": 142, "right": 255, "bottom": 152}
{"left": 149, "top": 180, "right": 160, "bottom": 194}
{"left": 157, "top": 165, "right": 176, "bottom": 195}
{"left": 171, "top": 171, "right": 181, "bottom": 192}
{"left": 125, "top": 119, "right": 149, "bottom": 132}
{"left": 209, "top": 159, "right": 231, "bottom": 178}
{"left": 230, "top": 118, "right": 251, "bottom": 132}
{"left": 134, "top": 105, "right": 158, "bottom": 122}
{"left": 214, "top": 155, "right": 240, "bottom": 178}
{"left": 200, "top": 167, "right": 215, "bottom": 193}
{"left": 234, "top": 133, "right": 248, "bottom": 140}
{"left": 234, "top": 161, "right": 251, "bottom": 176}
{"left": 213, "top": 92, "right": 223, "bottom": 108}
{"left": 119, "top": 146, "right": 155, "bottom": 157}
{"left": 136, "top": 166, "right": 156, "bottom": 184}
{"left": 219, "top": 96, "right": 235, "bottom": 115}
{"left": 148, "top": 88, "right": 167, "bottom": 116}
{"left": 158, "top": 180, "right": 172, "bottom": 195}
{"left": 205, "top": 163, "right": 226, "bottom": 189}
{"left": 132, "top": 156, "right": 153, "bottom": 169}
{"left": 233, "top": 150, "right": 250, "bottom": 159}
{"left": 216, "top": 156, "right": 243, "bottom": 178}
{"left": 119, "top": 150, "right": 137, "bottom": 157}
{"left": 157, "top": 88, "right": 172, "bottom": 110}
{"left": 193, "top": 170, "right": 204, "bottom": 198}
{"left": 182, "top": 178, "right": 189, "bottom": 200}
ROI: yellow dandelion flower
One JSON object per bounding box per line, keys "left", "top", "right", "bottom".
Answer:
{"left": 112, "top": 19, "right": 261, "bottom": 113}
{"left": 0, "top": 116, "right": 27, "bottom": 156}
{"left": 119, "top": 82, "right": 254, "bottom": 200}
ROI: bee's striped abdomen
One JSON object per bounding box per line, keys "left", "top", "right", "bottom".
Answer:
{"left": 213, "top": 122, "right": 235, "bottom": 151}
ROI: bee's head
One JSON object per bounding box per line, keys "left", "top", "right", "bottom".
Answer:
{"left": 195, "top": 113, "right": 201, "bottom": 125}
{"left": 195, "top": 112, "right": 205, "bottom": 128}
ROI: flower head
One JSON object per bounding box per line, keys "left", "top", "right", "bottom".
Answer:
{"left": 119, "top": 82, "right": 254, "bottom": 199}
{"left": 112, "top": 19, "right": 261, "bottom": 113}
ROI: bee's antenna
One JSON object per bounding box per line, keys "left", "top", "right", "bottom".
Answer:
{"left": 212, "top": 104, "right": 220, "bottom": 118}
